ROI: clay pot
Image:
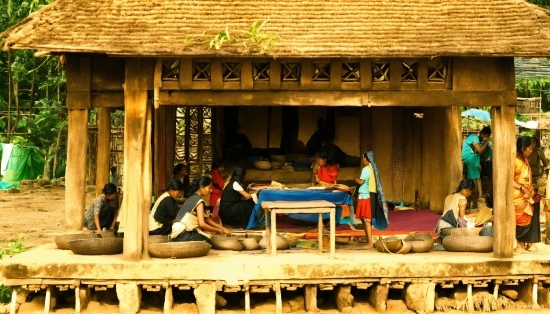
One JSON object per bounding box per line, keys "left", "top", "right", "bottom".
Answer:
{"left": 239, "top": 238, "right": 259, "bottom": 250}
{"left": 211, "top": 235, "right": 243, "bottom": 251}
{"left": 259, "top": 235, "right": 289, "bottom": 250}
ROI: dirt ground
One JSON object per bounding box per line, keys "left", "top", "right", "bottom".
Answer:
{"left": 0, "top": 186, "right": 96, "bottom": 249}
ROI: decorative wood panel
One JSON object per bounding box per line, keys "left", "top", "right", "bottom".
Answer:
{"left": 392, "top": 108, "right": 404, "bottom": 202}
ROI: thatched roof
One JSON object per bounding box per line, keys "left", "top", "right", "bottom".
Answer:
{"left": 2, "top": 0, "right": 550, "bottom": 58}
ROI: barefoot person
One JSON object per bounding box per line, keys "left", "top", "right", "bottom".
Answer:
{"left": 171, "top": 176, "right": 231, "bottom": 243}
{"left": 311, "top": 149, "right": 339, "bottom": 186}
{"left": 355, "top": 152, "right": 373, "bottom": 247}
{"left": 434, "top": 179, "right": 479, "bottom": 238}
{"left": 84, "top": 183, "right": 118, "bottom": 231}
{"left": 149, "top": 179, "right": 184, "bottom": 235}
{"left": 365, "top": 151, "right": 389, "bottom": 232}
{"left": 514, "top": 136, "right": 541, "bottom": 252}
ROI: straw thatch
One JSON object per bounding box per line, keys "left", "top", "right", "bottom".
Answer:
{"left": 2, "top": 0, "right": 550, "bottom": 57}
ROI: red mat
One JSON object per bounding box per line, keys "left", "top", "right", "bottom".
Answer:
{"left": 283, "top": 209, "right": 441, "bottom": 239}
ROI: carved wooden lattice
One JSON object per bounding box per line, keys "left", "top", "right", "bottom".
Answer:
{"left": 401, "top": 62, "right": 419, "bottom": 82}
{"left": 372, "top": 63, "right": 390, "bottom": 82}
{"left": 281, "top": 63, "right": 301, "bottom": 81}
{"left": 222, "top": 62, "right": 241, "bottom": 81}
{"left": 253, "top": 62, "right": 270, "bottom": 81}
{"left": 192, "top": 62, "right": 211, "bottom": 81}
{"left": 312, "top": 62, "right": 330, "bottom": 82}
{"left": 162, "top": 59, "right": 180, "bottom": 80}
{"left": 428, "top": 58, "right": 447, "bottom": 82}
{"left": 175, "top": 106, "right": 213, "bottom": 179}
{"left": 342, "top": 63, "right": 360, "bottom": 82}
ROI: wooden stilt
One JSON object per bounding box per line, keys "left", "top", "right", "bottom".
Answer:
{"left": 467, "top": 284, "right": 473, "bottom": 312}
{"left": 95, "top": 107, "right": 111, "bottom": 196}
{"left": 330, "top": 209, "right": 335, "bottom": 258}
{"left": 164, "top": 285, "right": 173, "bottom": 314}
{"left": 10, "top": 287, "right": 17, "bottom": 314}
{"left": 318, "top": 213, "right": 323, "bottom": 253}
{"left": 274, "top": 282, "right": 282, "bottom": 314}
{"left": 491, "top": 106, "right": 515, "bottom": 258}
{"left": 44, "top": 286, "right": 51, "bottom": 314}
{"left": 533, "top": 283, "right": 540, "bottom": 308}
{"left": 65, "top": 109, "right": 89, "bottom": 230}
{"left": 75, "top": 286, "right": 81, "bottom": 313}
{"left": 271, "top": 210, "right": 277, "bottom": 256}
{"left": 304, "top": 284, "right": 318, "bottom": 312}
{"left": 122, "top": 58, "right": 150, "bottom": 260}
{"left": 244, "top": 286, "right": 251, "bottom": 314}
{"left": 142, "top": 103, "right": 153, "bottom": 259}
{"left": 444, "top": 106, "right": 463, "bottom": 195}
{"left": 493, "top": 284, "right": 499, "bottom": 300}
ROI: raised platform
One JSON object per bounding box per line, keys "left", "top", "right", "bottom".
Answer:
{"left": 4, "top": 244, "right": 550, "bottom": 313}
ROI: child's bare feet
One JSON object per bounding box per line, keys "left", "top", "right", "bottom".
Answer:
{"left": 364, "top": 242, "right": 373, "bottom": 249}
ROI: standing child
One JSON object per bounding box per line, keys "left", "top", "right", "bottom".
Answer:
{"left": 355, "top": 152, "right": 372, "bottom": 248}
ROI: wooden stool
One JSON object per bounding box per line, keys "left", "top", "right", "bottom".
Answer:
{"left": 261, "top": 200, "right": 336, "bottom": 258}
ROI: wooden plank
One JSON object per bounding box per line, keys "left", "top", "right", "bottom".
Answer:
{"left": 66, "top": 55, "right": 90, "bottom": 92}
{"left": 360, "top": 59, "right": 372, "bottom": 90}
{"left": 262, "top": 200, "right": 335, "bottom": 209}
{"left": 95, "top": 107, "right": 111, "bottom": 196}
{"left": 179, "top": 58, "right": 192, "bottom": 90}
{"left": 492, "top": 105, "right": 515, "bottom": 258}
{"left": 418, "top": 59, "right": 428, "bottom": 90}
{"left": 142, "top": 102, "right": 153, "bottom": 259}
{"left": 241, "top": 60, "right": 253, "bottom": 90}
{"left": 66, "top": 109, "right": 89, "bottom": 230}
{"left": 269, "top": 59, "right": 281, "bottom": 89}
{"left": 91, "top": 92, "right": 124, "bottom": 108}
{"left": 330, "top": 59, "right": 342, "bottom": 90}
{"left": 122, "top": 58, "right": 149, "bottom": 260}
{"left": 211, "top": 60, "right": 223, "bottom": 90}
{"left": 90, "top": 55, "right": 124, "bottom": 91}
{"left": 154, "top": 59, "right": 162, "bottom": 109}
{"left": 159, "top": 90, "right": 517, "bottom": 107}
{"left": 154, "top": 106, "right": 166, "bottom": 198}
{"left": 300, "top": 60, "right": 313, "bottom": 90}
{"left": 360, "top": 107, "right": 373, "bottom": 154}
{"left": 66, "top": 91, "right": 91, "bottom": 109}
{"left": 389, "top": 59, "right": 402, "bottom": 90}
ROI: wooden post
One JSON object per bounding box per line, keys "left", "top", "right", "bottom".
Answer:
{"left": 66, "top": 109, "right": 89, "bottom": 230}
{"left": 65, "top": 55, "right": 90, "bottom": 231}
{"left": 444, "top": 106, "right": 463, "bottom": 195}
{"left": 142, "top": 103, "right": 153, "bottom": 259}
{"left": 491, "top": 105, "right": 515, "bottom": 258}
{"left": 274, "top": 282, "right": 282, "bottom": 314}
{"left": 95, "top": 107, "right": 111, "bottom": 196}
{"left": 122, "top": 58, "right": 150, "bottom": 260}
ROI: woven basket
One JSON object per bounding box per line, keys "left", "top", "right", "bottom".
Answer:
{"left": 270, "top": 155, "right": 287, "bottom": 162}
{"left": 404, "top": 233, "right": 433, "bottom": 241}
{"left": 375, "top": 237, "right": 403, "bottom": 253}
{"left": 98, "top": 230, "right": 116, "bottom": 238}
{"left": 284, "top": 236, "right": 298, "bottom": 248}
{"left": 442, "top": 236, "right": 493, "bottom": 252}
{"left": 479, "top": 225, "right": 493, "bottom": 237}
{"left": 148, "top": 241, "right": 211, "bottom": 258}
{"left": 149, "top": 235, "right": 170, "bottom": 244}
{"left": 211, "top": 235, "right": 243, "bottom": 251}
{"left": 254, "top": 161, "right": 272, "bottom": 170}
{"left": 405, "top": 239, "right": 434, "bottom": 253}
{"left": 450, "top": 227, "right": 482, "bottom": 237}
{"left": 271, "top": 161, "right": 284, "bottom": 169}
{"left": 55, "top": 233, "right": 100, "bottom": 250}
{"left": 440, "top": 228, "right": 453, "bottom": 237}
{"left": 259, "top": 235, "right": 289, "bottom": 250}
{"left": 68, "top": 238, "right": 123, "bottom": 255}
{"left": 239, "top": 238, "right": 259, "bottom": 250}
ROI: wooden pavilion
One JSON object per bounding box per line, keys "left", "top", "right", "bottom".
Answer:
{"left": 3, "top": 0, "right": 550, "bottom": 261}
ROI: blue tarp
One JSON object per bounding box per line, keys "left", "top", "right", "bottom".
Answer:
{"left": 461, "top": 109, "right": 491, "bottom": 121}
{"left": 246, "top": 189, "right": 354, "bottom": 229}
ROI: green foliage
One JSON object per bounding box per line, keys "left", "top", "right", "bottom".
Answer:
{"left": 516, "top": 78, "right": 550, "bottom": 112}
{"left": 0, "top": 285, "right": 11, "bottom": 304}
{"left": 0, "top": 237, "right": 30, "bottom": 304}
{"left": 529, "top": 0, "right": 550, "bottom": 10}
{"left": 184, "top": 20, "right": 278, "bottom": 54}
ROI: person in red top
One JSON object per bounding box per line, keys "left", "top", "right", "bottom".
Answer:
{"left": 209, "top": 159, "right": 225, "bottom": 207}
{"left": 311, "top": 149, "right": 339, "bottom": 186}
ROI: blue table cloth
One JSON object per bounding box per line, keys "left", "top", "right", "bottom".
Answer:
{"left": 246, "top": 189, "right": 354, "bottom": 230}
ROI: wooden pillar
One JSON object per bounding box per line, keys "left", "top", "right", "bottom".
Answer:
{"left": 95, "top": 108, "right": 111, "bottom": 196}
{"left": 444, "top": 106, "right": 463, "bottom": 194}
{"left": 122, "top": 58, "right": 150, "bottom": 260}
{"left": 491, "top": 105, "right": 515, "bottom": 258}
{"left": 154, "top": 106, "right": 166, "bottom": 199}
{"left": 360, "top": 107, "right": 373, "bottom": 155}
{"left": 65, "top": 55, "right": 90, "bottom": 231}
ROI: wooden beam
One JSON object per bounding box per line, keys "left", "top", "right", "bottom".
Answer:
{"left": 389, "top": 59, "right": 402, "bottom": 90}
{"left": 153, "top": 106, "right": 166, "bottom": 199}
{"left": 360, "top": 59, "right": 372, "bottom": 90}
{"left": 66, "top": 91, "right": 91, "bottom": 109}
{"left": 443, "top": 106, "right": 463, "bottom": 197}
{"left": 91, "top": 92, "right": 124, "bottom": 108}
{"left": 122, "top": 58, "right": 149, "bottom": 260}
{"left": 65, "top": 109, "right": 89, "bottom": 231}
{"left": 492, "top": 105, "right": 515, "bottom": 258}
{"left": 330, "top": 59, "right": 342, "bottom": 90}
{"left": 142, "top": 102, "right": 153, "bottom": 259}
{"left": 95, "top": 107, "right": 111, "bottom": 196}
{"left": 159, "top": 90, "right": 517, "bottom": 107}
{"left": 360, "top": 107, "right": 373, "bottom": 154}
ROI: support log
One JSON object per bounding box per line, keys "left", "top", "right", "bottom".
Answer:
{"left": 444, "top": 106, "right": 463, "bottom": 195}
{"left": 304, "top": 284, "right": 318, "bottom": 312}
{"left": 95, "top": 107, "right": 111, "bottom": 196}
{"left": 275, "top": 282, "right": 282, "bottom": 314}
{"left": 65, "top": 109, "right": 89, "bottom": 230}
{"left": 491, "top": 105, "right": 515, "bottom": 257}
{"left": 164, "top": 285, "right": 173, "bottom": 314}
{"left": 122, "top": 58, "right": 149, "bottom": 260}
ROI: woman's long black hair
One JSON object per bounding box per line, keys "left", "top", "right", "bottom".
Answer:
{"left": 516, "top": 136, "right": 534, "bottom": 157}
{"left": 173, "top": 163, "right": 187, "bottom": 176}
{"left": 165, "top": 179, "right": 185, "bottom": 192}
{"left": 102, "top": 183, "right": 117, "bottom": 195}
{"left": 189, "top": 176, "right": 213, "bottom": 195}
{"left": 230, "top": 166, "right": 247, "bottom": 184}
{"left": 455, "top": 179, "right": 474, "bottom": 193}
{"left": 314, "top": 149, "right": 336, "bottom": 166}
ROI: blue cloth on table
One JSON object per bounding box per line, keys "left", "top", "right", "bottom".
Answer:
{"left": 246, "top": 189, "right": 354, "bottom": 230}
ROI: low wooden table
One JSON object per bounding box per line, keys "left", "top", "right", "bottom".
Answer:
{"left": 261, "top": 200, "right": 336, "bottom": 258}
